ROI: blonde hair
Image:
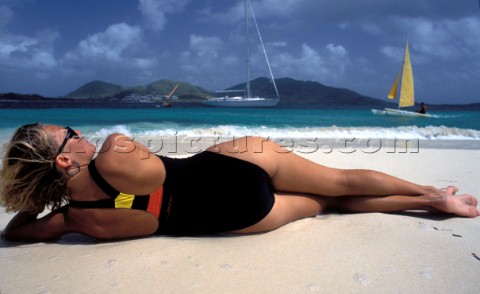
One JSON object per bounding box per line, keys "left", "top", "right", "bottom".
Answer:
{"left": 0, "top": 123, "right": 69, "bottom": 213}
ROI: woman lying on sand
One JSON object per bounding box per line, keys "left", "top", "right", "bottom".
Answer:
{"left": 1, "top": 123, "right": 479, "bottom": 242}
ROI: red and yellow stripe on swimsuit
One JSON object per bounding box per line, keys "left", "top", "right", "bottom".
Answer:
{"left": 113, "top": 186, "right": 163, "bottom": 218}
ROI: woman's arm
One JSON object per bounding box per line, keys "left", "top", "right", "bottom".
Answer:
{"left": 1, "top": 208, "right": 72, "bottom": 242}
{"left": 2, "top": 207, "right": 161, "bottom": 242}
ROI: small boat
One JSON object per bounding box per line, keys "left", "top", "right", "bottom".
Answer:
{"left": 372, "top": 39, "right": 432, "bottom": 117}
{"left": 162, "top": 83, "right": 179, "bottom": 108}
{"left": 202, "top": 0, "right": 280, "bottom": 108}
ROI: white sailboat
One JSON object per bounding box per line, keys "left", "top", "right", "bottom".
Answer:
{"left": 371, "top": 39, "right": 432, "bottom": 117}
{"left": 202, "top": 0, "right": 280, "bottom": 108}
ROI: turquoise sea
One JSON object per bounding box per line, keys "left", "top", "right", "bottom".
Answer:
{"left": 1, "top": 107, "right": 479, "bottom": 149}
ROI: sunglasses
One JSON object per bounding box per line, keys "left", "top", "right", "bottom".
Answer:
{"left": 55, "top": 126, "right": 80, "bottom": 157}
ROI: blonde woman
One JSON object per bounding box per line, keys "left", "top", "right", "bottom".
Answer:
{"left": 1, "top": 123, "right": 478, "bottom": 241}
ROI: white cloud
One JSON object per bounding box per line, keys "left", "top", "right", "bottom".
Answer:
{"left": 178, "top": 35, "right": 242, "bottom": 90}
{"left": 75, "top": 23, "right": 142, "bottom": 61}
{"left": 382, "top": 16, "right": 480, "bottom": 63}
{"left": 273, "top": 45, "right": 315, "bottom": 79}
{"left": 299, "top": 43, "right": 327, "bottom": 75}
{"left": 189, "top": 34, "right": 223, "bottom": 58}
{"left": 0, "top": 3, "right": 59, "bottom": 71}
{"left": 326, "top": 43, "right": 347, "bottom": 58}
{"left": 138, "top": 0, "right": 191, "bottom": 31}
{"left": 0, "top": 35, "right": 36, "bottom": 56}
{"left": 138, "top": 0, "right": 167, "bottom": 31}
{"left": 179, "top": 34, "right": 226, "bottom": 72}
{"left": 0, "top": 31, "right": 58, "bottom": 71}
{"left": 380, "top": 46, "right": 404, "bottom": 63}
{"left": 444, "top": 17, "right": 480, "bottom": 53}
{"left": 30, "top": 50, "right": 57, "bottom": 69}
{"left": 270, "top": 41, "right": 287, "bottom": 47}
{"left": 396, "top": 17, "right": 456, "bottom": 60}
{"left": 57, "top": 22, "right": 159, "bottom": 87}
{"left": 273, "top": 43, "right": 350, "bottom": 83}
{"left": 61, "top": 23, "right": 157, "bottom": 70}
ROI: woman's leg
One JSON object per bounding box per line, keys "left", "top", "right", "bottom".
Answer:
{"left": 215, "top": 137, "right": 479, "bottom": 234}
{"left": 232, "top": 187, "right": 479, "bottom": 234}
{"left": 333, "top": 186, "right": 479, "bottom": 217}
{"left": 209, "top": 137, "right": 437, "bottom": 197}
{"left": 269, "top": 150, "right": 438, "bottom": 196}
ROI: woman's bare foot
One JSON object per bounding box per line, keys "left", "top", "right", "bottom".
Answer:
{"left": 423, "top": 191, "right": 480, "bottom": 218}
{"left": 440, "top": 186, "right": 459, "bottom": 195}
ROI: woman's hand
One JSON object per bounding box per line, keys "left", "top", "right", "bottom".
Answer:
{"left": 1, "top": 208, "right": 70, "bottom": 242}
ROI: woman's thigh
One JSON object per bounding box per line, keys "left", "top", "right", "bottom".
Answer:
{"left": 207, "top": 136, "right": 347, "bottom": 196}
{"left": 230, "top": 193, "right": 330, "bottom": 234}
{"left": 207, "top": 136, "right": 293, "bottom": 176}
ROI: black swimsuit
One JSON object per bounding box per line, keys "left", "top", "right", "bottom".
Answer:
{"left": 69, "top": 152, "right": 275, "bottom": 235}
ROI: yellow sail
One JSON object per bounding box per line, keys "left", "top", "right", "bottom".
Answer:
{"left": 398, "top": 40, "right": 414, "bottom": 107}
{"left": 388, "top": 71, "right": 401, "bottom": 99}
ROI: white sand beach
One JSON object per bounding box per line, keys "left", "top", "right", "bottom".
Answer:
{"left": 1, "top": 144, "right": 479, "bottom": 293}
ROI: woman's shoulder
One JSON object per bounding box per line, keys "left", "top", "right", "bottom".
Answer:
{"left": 92, "top": 133, "right": 165, "bottom": 193}
{"left": 97, "top": 133, "right": 144, "bottom": 160}
{"left": 99, "top": 133, "right": 134, "bottom": 153}
{"left": 93, "top": 133, "right": 139, "bottom": 171}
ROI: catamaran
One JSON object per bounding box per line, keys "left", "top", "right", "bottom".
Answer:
{"left": 372, "top": 39, "right": 432, "bottom": 117}
{"left": 202, "top": 0, "right": 280, "bottom": 108}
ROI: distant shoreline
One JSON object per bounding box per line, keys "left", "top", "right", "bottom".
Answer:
{"left": 0, "top": 99, "right": 204, "bottom": 109}
{"left": 1, "top": 99, "right": 480, "bottom": 110}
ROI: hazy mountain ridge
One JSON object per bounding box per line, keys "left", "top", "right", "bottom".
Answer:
{"left": 234, "top": 77, "right": 384, "bottom": 107}
{"left": 67, "top": 80, "right": 125, "bottom": 98}
{"left": 65, "top": 77, "right": 388, "bottom": 107}
{"left": 66, "top": 79, "right": 212, "bottom": 100}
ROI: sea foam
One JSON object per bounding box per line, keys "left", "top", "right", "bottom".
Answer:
{"left": 93, "top": 124, "right": 480, "bottom": 141}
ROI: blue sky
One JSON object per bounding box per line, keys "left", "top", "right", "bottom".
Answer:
{"left": 1, "top": 0, "right": 479, "bottom": 104}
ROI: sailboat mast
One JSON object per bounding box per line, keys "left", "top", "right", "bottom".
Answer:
{"left": 248, "top": 0, "right": 280, "bottom": 99}
{"left": 245, "top": 0, "right": 251, "bottom": 98}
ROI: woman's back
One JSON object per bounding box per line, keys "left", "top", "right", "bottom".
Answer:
{"left": 64, "top": 133, "right": 167, "bottom": 239}
{"left": 86, "top": 133, "right": 165, "bottom": 196}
